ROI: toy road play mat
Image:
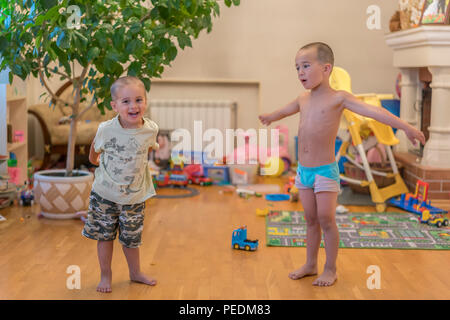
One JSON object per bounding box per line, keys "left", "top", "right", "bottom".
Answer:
{"left": 266, "top": 211, "right": 450, "bottom": 250}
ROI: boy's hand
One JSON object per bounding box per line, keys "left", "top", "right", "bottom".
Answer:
{"left": 404, "top": 125, "right": 426, "bottom": 146}
{"left": 259, "top": 114, "right": 273, "bottom": 126}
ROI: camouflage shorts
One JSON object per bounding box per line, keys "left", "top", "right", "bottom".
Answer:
{"left": 82, "top": 191, "right": 145, "bottom": 248}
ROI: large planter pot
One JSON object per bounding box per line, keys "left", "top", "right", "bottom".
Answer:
{"left": 33, "top": 169, "right": 94, "bottom": 219}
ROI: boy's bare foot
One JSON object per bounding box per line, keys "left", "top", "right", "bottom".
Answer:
{"left": 288, "top": 264, "right": 318, "bottom": 280}
{"left": 313, "top": 268, "right": 337, "bottom": 287}
{"left": 130, "top": 272, "right": 157, "bottom": 286}
{"left": 97, "top": 272, "right": 112, "bottom": 293}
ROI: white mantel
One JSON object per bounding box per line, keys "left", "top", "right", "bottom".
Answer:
{"left": 385, "top": 26, "right": 450, "bottom": 169}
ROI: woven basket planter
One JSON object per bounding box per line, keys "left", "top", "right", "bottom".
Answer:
{"left": 33, "top": 169, "right": 94, "bottom": 219}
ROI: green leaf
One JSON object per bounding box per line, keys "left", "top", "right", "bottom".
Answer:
{"left": 87, "top": 47, "right": 100, "bottom": 61}
{"left": 95, "top": 30, "right": 108, "bottom": 47}
{"left": 157, "top": 6, "right": 169, "bottom": 19}
{"left": 213, "top": 2, "right": 220, "bottom": 15}
{"left": 35, "top": 34, "right": 42, "bottom": 48}
{"left": 158, "top": 38, "right": 171, "bottom": 52}
{"left": 11, "top": 64, "right": 22, "bottom": 75}
{"left": 73, "top": 31, "right": 88, "bottom": 45}
{"left": 97, "top": 101, "right": 105, "bottom": 115}
{"left": 165, "top": 46, "right": 177, "bottom": 61}
{"left": 0, "top": 36, "right": 7, "bottom": 50}
{"left": 122, "top": 7, "right": 134, "bottom": 20}
{"left": 185, "top": 0, "right": 198, "bottom": 14}
{"left": 35, "top": 14, "right": 45, "bottom": 26}
{"left": 113, "top": 27, "right": 126, "bottom": 48}
{"left": 103, "top": 59, "right": 117, "bottom": 73}
{"left": 177, "top": 33, "right": 192, "bottom": 49}
{"left": 43, "top": 53, "right": 51, "bottom": 66}
{"left": 126, "top": 39, "right": 139, "bottom": 54}
{"left": 143, "top": 29, "right": 152, "bottom": 41}
{"left": 43, "top": 5, "right": 60, "bottom": 20}
{"left": 141, "top": 77, "right": 151, "bottom": 91}
{"left": 56, "top": 31, "right": 71, "bottom": 49}
{"left": 129, "top": 22, "right": 141, "bottom": 35}
{"left": 41, "top": 0, "right": 58, "bottom": 10}
{"left": 100, "top": 23, "right": 113, "bottom": 33}
{"left": 127, "top": 61, "right": 140, "bottom": 76}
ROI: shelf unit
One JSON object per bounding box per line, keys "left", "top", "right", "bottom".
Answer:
{"left": 0, "top": 78, "right": 28, "bottom": 186}
{"left": 0, "top": 156, "right": 7, "bottom": 182}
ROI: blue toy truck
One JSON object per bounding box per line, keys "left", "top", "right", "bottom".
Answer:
{"left": 232, "top": 226, "right": 258, "bottom": 251}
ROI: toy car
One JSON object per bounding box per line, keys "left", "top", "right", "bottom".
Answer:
{"left": 184, "top": 164, "right": 213, "bottom": 186}
{"left": 232, "top": 226, "right": 258, "bottom": 251}
{"left": 155, "top": 174, "right": 169, "bottom": 187}
{"left": 187, "top": 176, "right": 213, "bottom": 186}
{"left": 419, "top": 210, "right": 449, "bottom": 228}
{"left": 428, "top": 217, "right": 449, "bottom": 228}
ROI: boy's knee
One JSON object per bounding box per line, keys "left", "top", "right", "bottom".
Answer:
{"left": 318, "top": 215, "right": 335, "bottom": 231}
{"left": 305, "top": 215, "right": 320, "bottom": 227}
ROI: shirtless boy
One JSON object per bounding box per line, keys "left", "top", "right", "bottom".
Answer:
{"left": 259, "top": 42, "right": 425, "bottom": 286}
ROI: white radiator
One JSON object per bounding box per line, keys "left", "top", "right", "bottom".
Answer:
{"left": 148, "top": 99, "right": 237, "bottom": 136}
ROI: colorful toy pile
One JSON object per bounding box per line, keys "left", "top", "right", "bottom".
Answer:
{"left": 388, "top": 180, "right": 448, "bottom": 228}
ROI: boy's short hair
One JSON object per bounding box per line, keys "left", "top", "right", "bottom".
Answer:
{"left": 110, "top": 76, "right": 146, "bottom": 100}
{"left": 300, "top": 42, "right": 334, "bottom": 67}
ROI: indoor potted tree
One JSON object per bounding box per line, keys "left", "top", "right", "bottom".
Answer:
{"left": 0, "top": 0, "right": 239, "bottom": 218}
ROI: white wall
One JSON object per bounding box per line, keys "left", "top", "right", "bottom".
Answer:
{"left": 27, "top": 0, "right": 400, "bottom": 160}
{"left": 151, "top": 0, "right": 400, "bottom": 159}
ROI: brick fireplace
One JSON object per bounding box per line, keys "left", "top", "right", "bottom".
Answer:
{"left": 386, "top": 26, "right": 450, "bottom": 203}
{"left": 395, "top": 152, "right": 450, "bottom": 200}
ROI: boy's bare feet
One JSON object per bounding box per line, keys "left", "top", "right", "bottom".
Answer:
{"left": 97, "top": 272, "right": 112, "bottom": 293}
{"left": 313, "top": 268, "right": 337, "bottom": 287}
{"left": 130, "top": 272, "right": 157, "bottom": 286}
{"left": 288, "top": 264, "right": 318, "bottom": 280}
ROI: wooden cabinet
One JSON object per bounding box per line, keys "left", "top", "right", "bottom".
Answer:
{"left": 0, "top": 78, "right": 28, "bottom": 186}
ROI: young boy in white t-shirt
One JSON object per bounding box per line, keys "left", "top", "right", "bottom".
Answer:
{"left": 82, "top": 76, "right": 159, "bottom": 293}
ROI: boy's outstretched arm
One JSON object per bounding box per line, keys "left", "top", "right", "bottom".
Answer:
{"left": 259, "top": 97, "right": 300, "bottom": 126}
{"left": 339, "top": 91, "right": 425, "bottom": 146}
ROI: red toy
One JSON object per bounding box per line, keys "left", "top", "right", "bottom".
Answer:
{"left": 388, "top": 180, "right": 447, "bottom": 215}
{"left": 183, "top": 164, "right": 213, "bottom": 186}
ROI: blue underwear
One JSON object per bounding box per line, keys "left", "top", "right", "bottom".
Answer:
{"left": 296, "top": 161, "right": 340, "bottom": 188}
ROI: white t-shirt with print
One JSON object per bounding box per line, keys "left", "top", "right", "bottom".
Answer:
{"left": 92, "top": 115, "right": 159, "bottom": 204}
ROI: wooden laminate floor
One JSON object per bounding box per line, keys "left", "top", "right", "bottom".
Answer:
{"left": 0, "top": 177, "right": 449, "bottom": 300}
